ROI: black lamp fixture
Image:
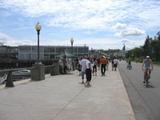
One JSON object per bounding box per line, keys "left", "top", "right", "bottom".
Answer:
{"left": 35, "top": 22, "right": 41, "bottom": 63}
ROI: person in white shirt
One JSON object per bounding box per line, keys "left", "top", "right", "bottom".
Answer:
{"left": 113, "top": 58, "right": 118, "bottom": 71}
{"left": 79, "top": 57, "right": 87, "bottom": 84}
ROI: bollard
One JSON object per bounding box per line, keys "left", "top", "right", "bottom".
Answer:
{"left": 50, "top": 64, "right": 60, "bottom": 76}
{"left": 5, "top": 71, "right": 14, "bottom": 87}
{"left": 50, "top": 65, "right": 55, "bottom": 76}
{"left": 59, "top": 64, "right": 64, "bottom": 74}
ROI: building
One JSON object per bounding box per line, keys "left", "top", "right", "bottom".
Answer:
{"left": 0, "top": 45, "right": 89, "bottom": 68}
{"left": 88, "top": 49, "right": 125, "bottom": 59}
{"left": 18, "top": 45, "right": 89, "bottom": 61}
{"left": 106, "top": 49, "right": 125, "bottom": 59}
{"left": 0, "top": 45, "right": 18, "bottom": 62}
{"left": 0, "top": 45, "right": 18, "bottom": 68}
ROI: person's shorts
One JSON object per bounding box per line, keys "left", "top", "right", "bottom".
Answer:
{"left": 114, "top": 64, "right": 117, "bottom": 67}
{"left": 144, "top": 68, "right": 151, "bottom": 74}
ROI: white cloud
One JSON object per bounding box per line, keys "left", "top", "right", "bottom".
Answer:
{"left": 117, "top": 28, "right": 145, "bottom": 37}
{"left": 0, "top": 0, "right": 114, "bottom": 15}
{"left": 112, "top": 23, "right": 127, "bottom": 30}
{"left": 113, "top": 22, "right": 146, "bottom": 37}
{"left": 1, "top": 0, "right": 160, "bottom": 30}
{"left": 40, "top": 37, "right": 128, "bottom": 49}
{"left": 0, "top": 31, "right": 145, "bottom": 49}
{"left": 125, "top": 39, "right": 145, "bottom": 49}
{"left": 2, "top": 0, "right": 159, "bottom": 31}
{"left": 0, "top": 0, "right": 129, "bottom": 30}
{"left": 0, "top": 32, "right": 34, "bottom": 46}
{"left": 0, "top": 0, "right": 160, "bottom": 49}
{"left": 137, "top": 8, "right": 160, "bottom": 29}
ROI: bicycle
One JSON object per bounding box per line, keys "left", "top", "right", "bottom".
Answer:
{"left": 127, "top": 64, "right": 132, "bottom": 70}
{"left": 143, "top": 68, "right": 151, "bottom": 87}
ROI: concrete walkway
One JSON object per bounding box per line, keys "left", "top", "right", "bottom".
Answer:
{"left": 0, "top": 66, "right": 135, "bottom": 120}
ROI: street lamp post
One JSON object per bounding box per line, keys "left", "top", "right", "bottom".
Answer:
{"left": 70, "top": 38, "right": 74, "bottom": 46}
{"left": 84, "top": 44, "right": 86, "bottom": 56}
{"left": 35, "top": 22, "right": 41, "bottom": 63}
{"left": 70, "top": 38, "right": 74, "bottom": 54}
{"left": 31, "top": 22, "right": 45, "bottom": 81}
{"left": 70, "top": 38, "right": 74, "bottom": 70}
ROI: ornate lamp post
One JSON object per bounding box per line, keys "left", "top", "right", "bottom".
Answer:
{"left": 70, "top": 38, "right": 74, "bottom": 70}
{"left": 35, "top": 22, "right": 41, "bottom": 63}
{"left": 70, "top": 38, "right": 74, "bottom": 46}
{"left": 31, "top": 22, "right": 44, "bottom": 81}
{"left": 70, "top": 38, "right": 74, "bottom": 54}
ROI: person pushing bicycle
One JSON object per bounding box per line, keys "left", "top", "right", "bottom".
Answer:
{"left": 142, "top": 56, "right": 153, "bottom": 84}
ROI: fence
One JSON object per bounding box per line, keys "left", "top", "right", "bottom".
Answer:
{"left": 0, "top": 64, "right": 61, "bottom": 88}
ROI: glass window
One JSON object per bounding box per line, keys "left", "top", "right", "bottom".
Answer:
{"left": 19, "top": 46, "right": 31, "bottom": 52}
{"left": 44, "top": 48, "right": 50, "bottom": 53}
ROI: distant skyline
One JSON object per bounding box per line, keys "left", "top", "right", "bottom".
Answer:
{"left": 0, "top": 0, "right": 160, "bottom": 50}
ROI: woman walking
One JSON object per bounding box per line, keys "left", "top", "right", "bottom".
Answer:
{"left": 85, "top": 57, "right": 92, "bottom": 87}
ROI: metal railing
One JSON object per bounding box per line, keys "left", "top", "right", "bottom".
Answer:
{"left": 0, "top": 60, "right": 73, "bottom": 88}
{"left": 0, "top": 64, "right": 57, "bottom": 88}
{"left": 0, "top": 67, "right": 32, "bottom": 87}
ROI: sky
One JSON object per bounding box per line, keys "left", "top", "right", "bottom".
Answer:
{"left": 0, "top": 0, "right": 160, "bottom": 50}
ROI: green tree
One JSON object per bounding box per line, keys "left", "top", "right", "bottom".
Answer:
{"left": 126, "top": 32, "right": 160, "bottom": 63}
{"left": 150, "top": 36, "right": 160, "bottom": 61}
{"left": 143, "top": 35, "right": 152, "bottom": 57}
{"left": 157, "top": 31, "right": 160, "bottom": 40}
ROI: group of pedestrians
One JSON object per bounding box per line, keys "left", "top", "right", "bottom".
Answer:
{"left": 78, "top": 55, "right": 119, "bottom": 87}
{"left": 77, "top": 54, "right": 154, "bottom": 88}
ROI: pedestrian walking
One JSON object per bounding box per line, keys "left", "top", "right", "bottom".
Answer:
{"left": 105, "top": 57, "right": 109, "bottom": 71}
{"left": 97, "top": 57, "right": 100, "bottom": 70}
{"left": 111, "top": 59, "right": 114, "bottom": 71}
{"left": 92, "top": 57, "right": 97, "bottom": 76}
{"left": 113, "top": 58, "right": 118, "bottom": 71}
{"left": 85, "top": 57, "right": 92, "bottom": 87}
{"left": 79, "top": 56, "right": 87, "bottom": 84}
{"left": 100, "top": 56, "right": 107, "bottom": 76}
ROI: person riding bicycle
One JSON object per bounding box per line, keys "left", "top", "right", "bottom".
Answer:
{"left": 127, "top": 59, "right": 132, "bottom": 70}
{"left": 142, "top": 56, "right": 153, "bottom": 83}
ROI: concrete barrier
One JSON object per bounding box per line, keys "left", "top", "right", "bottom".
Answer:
{"left": 31, "top": 63, "right": 45, "bottom": 81}
{"left": 5, "top": 71, "right": 14, "bottom": 87}
{"left": 50, "top": 65, "right": 60, "bottom": 76}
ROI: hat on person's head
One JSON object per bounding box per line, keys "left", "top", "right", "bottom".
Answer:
{"left": 103, "top": 56, "right": 106, "bottom": 58}
{"left": 146, "top": 56, "right": 150, "bottom": 59}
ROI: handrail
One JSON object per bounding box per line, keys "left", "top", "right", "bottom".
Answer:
{"left": 0, "top": 67, "right": 32, "bottom": 73}
{"left": 0, "top": 67, "right": 33, "bottom": 87}
{"left": 0, "top": 62, "right": 70, "bottom": 88}
{"left": 0, "top": 64, "right": 55, "bottom": 73}
{"left": 0, "top": 65, "right": 55, "bottom": 88}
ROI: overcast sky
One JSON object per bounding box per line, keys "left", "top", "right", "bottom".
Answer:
{"left": 0, "top": 0, "right": 160, "bottom": 49}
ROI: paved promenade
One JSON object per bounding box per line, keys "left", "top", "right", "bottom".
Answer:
{"left": 0, "top": 66, "right": 135, "bottom": 120}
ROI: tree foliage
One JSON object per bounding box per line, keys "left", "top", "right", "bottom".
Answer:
{"left": 126, "top": 31, "right": 160, "bottom": 62}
